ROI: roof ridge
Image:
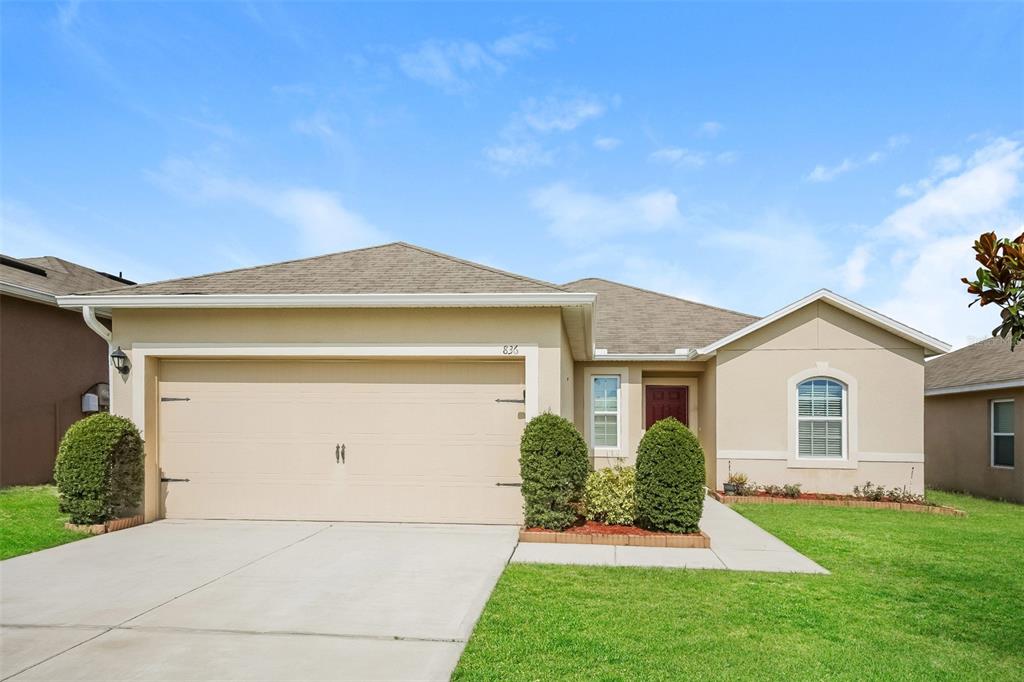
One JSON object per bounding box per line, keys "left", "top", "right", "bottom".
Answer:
{"left": 395, "top": 242, "right": 566, "bottom": 292}
{"left": 77, "top": 242, "right": 408, "bottom": 295}
{"left": 566, "top": 276, "right": 758, "bottom": 319}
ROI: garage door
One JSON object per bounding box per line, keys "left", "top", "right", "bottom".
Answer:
{"left": 158, "top": 359, "right": 526, "bottom": 523}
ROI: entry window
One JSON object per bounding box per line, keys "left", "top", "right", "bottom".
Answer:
{"left": 796, "top": 378, "right": 845, "bottom": 458}
{"left": 592, "top": 376, "right": 620, "bottom": 449}
{"left": 992, "top": 400, "right": 1015, "bottom": 468}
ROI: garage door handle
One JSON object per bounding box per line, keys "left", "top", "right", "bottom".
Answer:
{"left": 336, "top": 443, "right": 345, "bottom": 464}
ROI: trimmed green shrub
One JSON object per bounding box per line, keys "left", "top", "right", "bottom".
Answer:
{"left": 635, "top": 417, "right": 705, "bottom": 533}
{"left": 584, "top": 466, "right": 636, "bottom": 525}
{"left": 54, "top": 413, "right": 144, "bottom": 524}
{"left": 519, "top": 413, "right": 589, "bottom": 530}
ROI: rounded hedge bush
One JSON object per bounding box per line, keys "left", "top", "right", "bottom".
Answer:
{"left": 635, "top": 417, "right": 705, "bottom": 533}
{"left": 584, "top": 466, "right": 636, "bottom": 526}
{"left": 519, "top": 412, "right": 589, "bottom": 530}
{"left": 54, "top": 413, "right": 144, "bottom": 525}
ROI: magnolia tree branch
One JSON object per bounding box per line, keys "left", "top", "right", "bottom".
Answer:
{"left": 962, "top": 231, "right": 1024, "bottom": 350}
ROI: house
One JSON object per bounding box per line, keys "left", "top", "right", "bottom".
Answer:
{"left": 56, "top": 242, "right": 948, "bottom": 524}
{"left": 925, "top": 337, "right": 1023, "bottom": 503}
{"left": 1, "top": 255, "right": 133, "bottom": 486}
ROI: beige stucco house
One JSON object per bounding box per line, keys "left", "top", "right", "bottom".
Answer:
{"left": 925, "top": 337, "right": 1023, "bottom": 503}
{"left": 57, "top": 242, "right": 949, "bottom": 524}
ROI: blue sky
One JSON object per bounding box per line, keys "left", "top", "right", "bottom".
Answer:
{"left": 2, "top": 2, "right": 1022, "bottom": 348}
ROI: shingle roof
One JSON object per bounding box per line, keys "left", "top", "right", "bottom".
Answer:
{"left": 85, "top": 242, "right": 566, "bottom": 295}
{"left": 0, "top": 255, "right": 131, "bottom": 298}
{"left": 925, "top": 336, "right": 1024, "bottom": 390}
{"left": 561, "top": 278, "right": 759, "bottom": 354}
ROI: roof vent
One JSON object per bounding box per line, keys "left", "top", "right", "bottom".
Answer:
{"left": 0, "top": 255, "right": 47, "bottom": 277}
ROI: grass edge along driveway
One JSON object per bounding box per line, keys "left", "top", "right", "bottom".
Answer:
{"left": 0, "top": 485, "right": 89, "bottom": 561}
{"left": 454, "top": 491, "right": 1023, "bottom": 681}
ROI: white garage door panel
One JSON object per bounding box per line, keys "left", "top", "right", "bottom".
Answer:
{"left": 158, "top": 359, "right": 525, "bottom": 523}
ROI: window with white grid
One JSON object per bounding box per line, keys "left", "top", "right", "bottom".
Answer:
{"left": 797, "top": 378, "right": 846, "bottom": 458}
{"left": 592, "top": 375, "right": 620, "bottom": 449}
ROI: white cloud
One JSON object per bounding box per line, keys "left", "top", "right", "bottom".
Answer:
{"left": 881, "top": 138, "right": 1022, "bottom": 239}
{"left": 149, "top": 157, "right": 385, "bottom": 253}
{"left": 520, "top": 95, "right": 605, "bottom": 133}
{"left": 896, "top": 154, "right": 965, "bottom": 198}
{"left": 806, "top": 134, "right": 910, "bottom": 183}
{"left": 530, "top": 183, "right": 680, "bottom": 245}
{"left": 485, "top": 93, "right": 610, "bottom": 172}
{"left": 594, "top": 136, "right": 621, "bottom": 151}
{"left": 841, "top": 244, "right": 871, "bottom": 291}
{"left": 648, "top": 147, "right": 737, "bottom": 169}
{"left": 697, "top": 121, "right": 724, "bottom": 138}
{"left": 865, "top": 137, "right": 1023, "bottom": 348}
{"left": 490, "top": 31, "right": 553, "bottom": 57}
{"left": 397, "top": 30, "right": 551, "bottom": 93}
{"left": 484, "top": 140, "right": 552, "bottom": 171}
{"left": 649, "top": 147, "right": 707, "bottom": 168}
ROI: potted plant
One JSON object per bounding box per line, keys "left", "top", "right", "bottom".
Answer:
{"left": 724, "top": 472, "right": 747, "bottom": 495}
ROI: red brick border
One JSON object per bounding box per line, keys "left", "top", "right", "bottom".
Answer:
{"left": 711, "top": 492, "right": 965, "bottom": 516}
{"left": 65, "top": 514, "right": 145, "bottom": 535}
{"left": 519, "top": 529, "right": 711, "bottom": 548}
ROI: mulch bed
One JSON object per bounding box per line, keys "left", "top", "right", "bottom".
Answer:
{"left": 712, "top": 491, "right": 965, "bottom": 516}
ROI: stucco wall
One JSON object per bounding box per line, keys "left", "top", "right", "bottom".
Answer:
{"left": 925, "top": 388, "right": 1023, "bottom": 503}
{"left": 108, "top": 306, "right": 570, "bottom": 520}
{"left": 559, "top": 324, "right": 575, "bottom": 420}
{"left": 715, "top": 301, "right": 926, "bottom": 494}
{"left": 1, "top": 295, "right": 110, "bottom": 486}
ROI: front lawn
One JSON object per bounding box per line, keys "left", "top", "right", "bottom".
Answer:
{"left": 0, "top": 485, "right": 89, "bottom": 560}
{"left": 454, "top": 491, "right": 1023, "bottom": 680}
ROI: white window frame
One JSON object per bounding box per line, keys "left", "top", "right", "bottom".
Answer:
{"left": 795, "top": 377, "right": 848, "bottom": 460}
{"left": 591, "top": 374, "right": 621, "bottom": 451}
{"left": 990, "top": 399, "right": 1015, "bottom": 469}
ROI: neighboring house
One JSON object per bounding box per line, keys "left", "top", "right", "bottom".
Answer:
{"left": 56, "top": 242, "right": 948, "bottom": 524}
{"left": 1, "top": 255, "right": 133, "bottom": 486}
{"left": 925, "top": 337, "right": 1024, "bottom": 503}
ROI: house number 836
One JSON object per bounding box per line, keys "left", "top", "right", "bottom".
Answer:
{"left": 502, "top": 345, "right": 519, "bottom": 355}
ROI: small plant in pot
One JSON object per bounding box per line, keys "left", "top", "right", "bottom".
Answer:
{"left": 724, "top": 472, "right": 747, "bottom": 495}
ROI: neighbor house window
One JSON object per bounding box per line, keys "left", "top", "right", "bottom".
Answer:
{"left": 796, "top": 378, "right": 845, "bottom": 458}
{"left": 592, "top": 376, "right": 620, "bottom": 449}
{"left": 991, "top": 400, "right": 1015, "bottom": 468}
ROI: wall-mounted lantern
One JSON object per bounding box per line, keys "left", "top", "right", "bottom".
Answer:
{"left": 110, "top": 346, "right": 131, "bottom": 376}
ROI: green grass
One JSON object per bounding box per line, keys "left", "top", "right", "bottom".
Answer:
{"left": 0, "top": 485, "right": 89, "bottom": 560}
{"left": 455, "top": 491, "right": 1024, "bottom": 681}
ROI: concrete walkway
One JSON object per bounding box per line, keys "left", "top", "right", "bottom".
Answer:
{"left": 511, "top": 497, "right": 828, "bottom": 574}
{"left": 0, "top": 521, "right": 518, "bottom": 681}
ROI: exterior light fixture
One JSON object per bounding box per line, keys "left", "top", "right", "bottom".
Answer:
{"left": 110, "top": 346, "right": 131, "bottom": 376}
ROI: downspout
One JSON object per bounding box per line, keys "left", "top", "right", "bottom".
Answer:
{"left": 82, "top": 305, "right": 114, "bottom": 388}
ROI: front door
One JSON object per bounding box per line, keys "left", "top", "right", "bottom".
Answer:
{"left": 645, "top": 385, "right": 689, "bottom": 428}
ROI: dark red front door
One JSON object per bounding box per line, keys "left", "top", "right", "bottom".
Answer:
{"left": 645, "top": 385, "right": 689, "bottom": 428}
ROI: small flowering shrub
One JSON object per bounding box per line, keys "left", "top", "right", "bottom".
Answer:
{"left": 584, "top": 466, "right": 636, "bottom": 525}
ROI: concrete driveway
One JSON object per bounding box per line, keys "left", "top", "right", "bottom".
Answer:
{"left": 0, "top": 520, "right": 518, "bottom": 681}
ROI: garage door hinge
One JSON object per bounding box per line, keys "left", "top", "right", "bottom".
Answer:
{"left": 161, "top": 397, "right": 191, "bottom": 402}
{"left": 495, "top": 390, "right": 526, "bottom": 404}
{"left": 160, "top": 477, "right": 190, "bottom": 483}
{"left": 495, "top": 482, "right": 522, "bottom": 487}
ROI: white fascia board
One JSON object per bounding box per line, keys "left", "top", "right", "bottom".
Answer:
{"left": 692, "top": 289, "right": 951, "bottom": 358}
{"left": 926, "top": 379, "right": 1024, "bottom": 396}
{"left": 56, "top": 291, "right": 597, "bottom": 310}
{"left": 1, "top": 282, "right": 57, "bottom": 306}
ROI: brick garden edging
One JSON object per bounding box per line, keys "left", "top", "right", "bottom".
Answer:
{"left": 519, "top": 529, "right": 711, "bottom": 548}
{"left": 711, "top": 492, "right": 965, "bottom": 516}
{"left": 65, "top": 514, "right": 145, "bottom": 535}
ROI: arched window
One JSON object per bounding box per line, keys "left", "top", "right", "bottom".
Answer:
{"left": 797, "top": 378, "right": 846, "bottom": 459}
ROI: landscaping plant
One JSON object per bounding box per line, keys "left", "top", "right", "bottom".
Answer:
{"left": 782, "top": 483, "right": 802, "bottom": 499}
{"left": 634, "top": 417, "right": 705, "bottom": 533}
{"left": 584, "top": 466, "right": 636, "bottom": 525}
{"left": 54, "top": 413, "right": 144, "bottom": 525}
{"left": 519, "top": 412, "right": 589, "bottom": 530}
